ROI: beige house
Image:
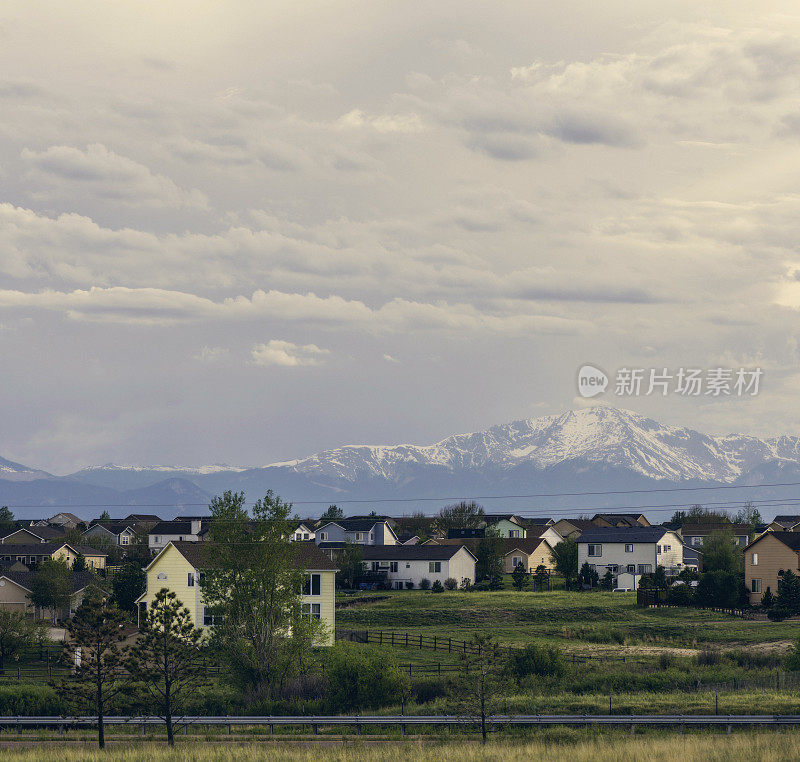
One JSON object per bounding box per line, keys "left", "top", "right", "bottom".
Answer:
{"left": 136, "top": 541, "right": 338, "bottom": 645}
{"left": 0, "top": 526, "right": 66, "bottom": 544}
{"left": 0, "top": 570, "right": 96, "bottom": 619}
{"left": 0, "top": 543, "right": 106, "bottom": 570}
{"left": 504, "top": 538, "right": 555, "bottom": 573}
{"left": 744, "top": 531, "right": 800, "bottom": 605}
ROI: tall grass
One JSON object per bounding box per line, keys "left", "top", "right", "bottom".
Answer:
{"left": 3, "top": 732, "right": 800, "bottom": 761}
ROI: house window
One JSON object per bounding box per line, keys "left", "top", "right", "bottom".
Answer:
{"left": 509, "top": 530, "right": 519, "bottom": 538}
{"left": 153, "top": 536, "right": 159, "bottom": 544}
{"left": 429, "top": 561, "right": 442, "bottom": 573}
{"left": 691, "top": 536, "right": 702, "bottom": 546}
{"left": 356, "top": 533, "right": 364, "bottom": 541}
{"left": 751, "top": 553, "right": 758, "bottom": 566}
{"left": 303, "top": 533, "right": 310, "bottom": 540}
{"left": 656, "top": 545, "right": 661, "bottom": 554}
{"left": 394, "top": 581, "right": 403, "bottom": 590}
{"left": 406, "top": 562, "right": 411, "bottom": 568}
{"left": 587, "top": 544, "right": 602, "bottom": 557}
{"left": 120, "top": 535, "right": 130, "bottom": 545}
{"left": 302, "top": 603, "right": 321, "bottom": 619}
{"left": 188, "top": 573, "right": 195, "bottom": 587}
{"left": 637, "top": 564, "right": 652, "bottom": 574}
{"left": 664, "top": 545, "right": 671, "bottom": 551}
{"left": 320, "top": 532, "right": 328, "bottom": 541}
{"left": 624, "top": 544, "right": 634, "bottom": 553}
{"left": 303, "top": 573, "right": 321, "bottom": 596}
{"left": 512, "top": 556, "right": 522, "bottom": 568}
{"left": 390, "top": 562, "right": 398, "bottom": 573}
{"left": 369, "top": 533, "right": 374, "bottom": 541}
{"left": 203, "top": 608, "right": 222, "bottom": 626}
{"left": 608, "top": 565, "right": 618, "bottom": 573}
{"left": 751, "top": 579, "right": 762, "bottom": 594}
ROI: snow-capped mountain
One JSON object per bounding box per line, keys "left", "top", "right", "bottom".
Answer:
{"left": 0, "top": 456, "right": 53, "bottom": 482}
{"left": 5, "top": 407, "right": 800, "bottom": 517}
{"left": 262, "top": 406, "right": 800, "bottom": 485}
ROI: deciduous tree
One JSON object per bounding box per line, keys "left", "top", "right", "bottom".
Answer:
{"left": 29, "top": 559, "right": 72, "bottom": 620}
{"left": 200, "top": 490, "right": 324, "bottom": 698}
{"left": 552, "top": 537, "right": 578, "bottom": 590}
{"left": 0, "top": 610, "right": 46, "bottom": 672}
{"left": 112, "top": 562, "right": 146, "bottom": 613}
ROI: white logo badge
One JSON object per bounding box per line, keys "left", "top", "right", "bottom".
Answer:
{"left": 577, "top": 364, "right": 608, "bottom": 398}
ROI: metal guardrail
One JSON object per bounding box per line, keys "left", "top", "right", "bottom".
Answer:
{"left": 1, "top": 714, "right": 800, "bottom": 732}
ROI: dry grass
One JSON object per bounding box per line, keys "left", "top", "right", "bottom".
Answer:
{"left": 3, "top": 733, "right": 800, "bottom": 761}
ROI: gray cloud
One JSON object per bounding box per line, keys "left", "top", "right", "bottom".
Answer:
{"left": 2, "top": 3, "right": 800, "bottom": 471}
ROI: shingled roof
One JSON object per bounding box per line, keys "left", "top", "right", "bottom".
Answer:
{"left": 0, "top": 542, "right": 106, "bottom": 557}
{"left": 575, "top": 526, "right": 679, "bottom": 543}
{"left": 167, "top": 540, "right": 338, "bottom": 571}
{"left": 360, "top": 544, "right": 474, "bottom": 561}
{"left": 0, "top": 570, "right": 97, "bottom": 594}
{"left": 748, "top": 530, "right": 800, "bottom": 552}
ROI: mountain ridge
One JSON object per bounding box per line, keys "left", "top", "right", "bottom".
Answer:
{"left": 4, "top": 407, "right": 800, "bottom": 518}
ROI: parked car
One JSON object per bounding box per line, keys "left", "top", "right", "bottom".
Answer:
{"left": 612, "top": 587, "right": 633, "bottom": 592}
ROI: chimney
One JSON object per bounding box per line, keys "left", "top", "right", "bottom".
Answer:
{"left": 190, "top": 519, "right": 202, "bottom": 535}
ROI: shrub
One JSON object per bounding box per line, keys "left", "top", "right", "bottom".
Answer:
{"left": 785, "top": 636, "right": 800, "bottom": 671}
{"left": 696, "top": 649, "right": 720, "bottom": 666}
{"left": 419, "top": 578, "right": 431, "bottom": 590}
{"left": 444, "top": 577, "right": 457, "bottom": 590}
{"left": 0, "top": 684, "right": 65, "bottom": 715}
{"left": 460, "top": 577, "right": 472, "bottom": 591}
{"left": 659, "top": 653, "right": 675, "bottom": 670}
{"left": 405, "top": 580, "right": 415, "bottom": 590}
{"left": 431, "top": 580, "right": 444, "bottom": 593}
{"left": 412, "top": 676, "right": 455, "bottom": 703}
{"left": 666, "top": 583, "right": 694, "bottom": 607}
{"left": 508, "top": 643, "right": 564, "bottom": 683}
{"left": 325, "top": 644, "right": 410, "bottom": 712}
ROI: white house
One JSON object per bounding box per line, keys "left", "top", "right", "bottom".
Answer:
{"left": 532, "top": 525, "right": 565, "bottom": 547}
{"left": 576, "top": 526, "right": 685, "bottom": 584}
{"left": 315, "top": 518, "right": 398, "bottom": 546}
{"left": 291, "top": 522, "right": 316, "bottom": 542}
{"left": 148, "top": 518, "right": 209, "bottom": 555}
{"left": 360, "top": 545, "right": 476, "bottom": 589}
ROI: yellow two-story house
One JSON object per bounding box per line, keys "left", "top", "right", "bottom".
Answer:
{"left": 136, "top": 541, "right": 337, "bottom": 645}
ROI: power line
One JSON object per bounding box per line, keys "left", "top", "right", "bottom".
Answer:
{"left": 3, "top": 477, "right": 800, "bottom": 510}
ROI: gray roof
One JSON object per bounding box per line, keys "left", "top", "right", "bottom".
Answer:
{"left": 575, "top": 526, "right": 678, "bottom": 543}
{"left": 0, "top": 542, "right": 106, "bottom": 557}
{"left": 149, "top": 519, "right": 208, "bottom": 535}
{"left": 0, "top": 570, "right": 97, "bottom": 594}
{"left": 317, "top": 518, "right": 385, "bottom": 532}
{"left": 361, "top": 544, "right": 474, "bottom": 561}
{"left": 167, "top": 540, "right": 338, "bottom": 571}
{"left": 1, "top": 526, "right": 66, "bottom": 541}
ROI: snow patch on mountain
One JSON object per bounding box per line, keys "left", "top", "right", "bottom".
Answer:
{"left": 265, "top": 406, "right": 800, "bottom": 485}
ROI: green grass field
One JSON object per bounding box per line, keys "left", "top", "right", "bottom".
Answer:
{"left": 336, "top": 588, "right": 798, "bottom": 650}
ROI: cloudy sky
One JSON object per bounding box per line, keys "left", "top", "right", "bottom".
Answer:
{"left": 3, "top": 1, "right": 800, "bottom": 473}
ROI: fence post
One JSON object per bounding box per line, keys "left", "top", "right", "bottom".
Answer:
{"left": 449, "top": 638, "right": 452, "bottom": 653}
{"left": 434, "top": 635, "right": 437, "bottom": 650}
{"left": 630, "top": 723, "right": 635, "bottom": 735}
